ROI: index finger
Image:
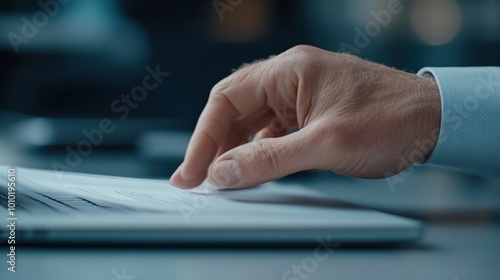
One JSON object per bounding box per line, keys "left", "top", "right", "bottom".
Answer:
{"left": 170, "top": 62, "right": 271, "bottom": 188}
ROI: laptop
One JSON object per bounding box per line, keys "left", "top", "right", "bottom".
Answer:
{"left": 0, "top": 165, "right": 422, "bottom": 245}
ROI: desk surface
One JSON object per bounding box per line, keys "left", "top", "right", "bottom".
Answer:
{"left": 2, "top": 224, "right": 499, "bottom": 280}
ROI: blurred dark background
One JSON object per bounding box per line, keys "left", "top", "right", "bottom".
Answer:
{"left": 0, "top": 0, "right": 499, "bottom": 178}
{"left": 1, "top": 0, "right": 499, "bottom": 122}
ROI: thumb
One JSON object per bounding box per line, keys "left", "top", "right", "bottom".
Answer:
{"left": 207, "top": 128, "right": 320, "bottom": 188}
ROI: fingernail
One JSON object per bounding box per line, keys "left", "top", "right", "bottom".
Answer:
{"left": 213, "top": 160, "right": 241, "bottom": 187}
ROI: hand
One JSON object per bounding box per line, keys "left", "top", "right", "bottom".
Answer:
{"left": 170, "top": 45, "right": 441, "bottom": 189}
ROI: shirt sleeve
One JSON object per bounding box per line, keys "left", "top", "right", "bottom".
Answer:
{"left": 417, "top": 67, "right": 500, "bottom": 177}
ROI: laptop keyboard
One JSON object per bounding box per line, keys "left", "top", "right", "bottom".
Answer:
{"left": 0, "top": 191, "right": 132, "bottom": 213}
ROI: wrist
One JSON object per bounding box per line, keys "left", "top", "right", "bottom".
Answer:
{"left": 417, "top": 76, "right": 442, "bottom": 163}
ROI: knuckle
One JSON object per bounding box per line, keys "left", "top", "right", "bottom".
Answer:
{"left": 283, "top": 45, "right": 327, "bottom": 77}
{"left": 208, "top": 89, "right": 235, "bottom": 115}
{"left": 285, "top": 45, "right": 329, "bottom": 63}
{"left": 210, "top": 81, "right": 230, "bottom": 96}
{"left": 249, "top": 140, "right": 281, "bottom": 175}
{"left": 286, "top": 45, "right": 318, "bottom": 56}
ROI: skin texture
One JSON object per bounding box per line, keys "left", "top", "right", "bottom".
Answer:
{"left": 170, "top": 45, "right": 441, "bottom": 189}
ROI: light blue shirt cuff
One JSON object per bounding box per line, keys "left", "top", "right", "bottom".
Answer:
{"left": 417, "top": 67, "right": 500, "bottom": 177}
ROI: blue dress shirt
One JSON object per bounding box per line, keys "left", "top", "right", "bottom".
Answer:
{"left": 418, "top": 67, "right": 500, "bottom": 177}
